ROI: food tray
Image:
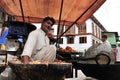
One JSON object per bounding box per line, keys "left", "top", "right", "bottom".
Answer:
{"left": 57, "top": 51, "right": 83, "bottom": 61}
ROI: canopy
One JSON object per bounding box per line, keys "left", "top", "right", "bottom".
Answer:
{"left": 0, "top": 0, "right": 106, "bottom": 26}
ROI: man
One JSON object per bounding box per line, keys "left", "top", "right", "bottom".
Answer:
{"left": 85, "top": 35, "right": 115, "bottom": 64}
{"left": 116, "top": 42, "right": 120, "bottom": 63}
{"left": 98, "top": 35, "right": 112, "bottom": 52}
{"left": 0, "top": 26, "right": 9, "bottom": 50}
{"left": 97, "top": 35, "right": 115, "bottom": 64}
{"left": 0, "top": 17, "right": 56, "bottom": 80}
{"left": 21, "top": 16, "right": 56, "bottom": 63}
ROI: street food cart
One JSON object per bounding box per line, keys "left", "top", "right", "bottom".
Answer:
{"left": 0, "top": 0, "right": 107, "bottom": 80}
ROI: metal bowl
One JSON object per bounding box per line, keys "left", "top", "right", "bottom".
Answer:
{"left": 8, "top": 61, "right": 72, "bottom": 80}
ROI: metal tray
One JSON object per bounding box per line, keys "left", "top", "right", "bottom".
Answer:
{"left": 73, "top": 62, "right": 120, "bottom": 80}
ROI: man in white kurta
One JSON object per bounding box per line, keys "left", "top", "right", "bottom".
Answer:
{"left": 21, "top": 16, "right": 56, "bottom": 63}
{"left": 85, "top": 35, "right": 115, "bottom": 64}
{"left": 116, "top": 42, "right": 120, "bottom": 62}
{"left": 97, "top": 40, "right": 112, "bottom": 53}
{"left": 21, "top": 29, "right": 56, "bottom": 62}
{"left": 0, "top": 17, "right": 56, "bottom": 79}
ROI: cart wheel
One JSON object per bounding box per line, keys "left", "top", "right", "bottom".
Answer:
{"left": 95, "top": 51, "right": 111, "bottom": 65}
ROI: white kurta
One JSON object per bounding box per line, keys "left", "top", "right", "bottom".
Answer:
{"left": 97, "top": 40, "right": 112, "bottom": 53}
{"left": 21, "top": 29, "right": 56, "bottom": 62}
{"left": 116, "top": 46, "right": 120, "bottom": 62}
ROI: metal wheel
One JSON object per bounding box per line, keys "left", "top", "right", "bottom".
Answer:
{"left": 95, "top": 51, "right": 111, "bottom": 65}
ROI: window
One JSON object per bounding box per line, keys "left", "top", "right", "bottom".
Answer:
{"left": 79, "top": 37, "right": 87, "bottom": 43}
{"left": 65, "top": 25, "right": 75, "bottom": 35}
{"left": 78, "top": 23, "right": 86, "bottom": 34}
{"left": 95, "top": 25, "right": 97, "bottom": 36}
{"left": 92, "top": 39, "right": 95, "bottom": 46}
{"left": 58, "top": 25, "right": 64, "bottom": 36}
{"left": 67, "top": 36, "right": 74, "bottom": 44}
{"left": 58, "top": 38, "right": 63, "bottom": 44}
{"left": 96, "top": 41, "right": 98, "bottom": 44}
{"left": 92, "top": 22, "right": 94, "bottom": 34}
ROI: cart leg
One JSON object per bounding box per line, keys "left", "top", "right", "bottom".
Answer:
{"left": 75, "top": 69, "right": 78, "bottom": 78}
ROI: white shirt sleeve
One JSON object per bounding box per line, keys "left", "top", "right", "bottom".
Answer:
{"left": 21, "top": 31, "right": 37, "bottom": 57}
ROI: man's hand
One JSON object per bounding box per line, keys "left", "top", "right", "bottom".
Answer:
{"left": 46, "top": 32, "right": 54, "bottom": 38}
{"left": 22, "top": 56, "right": 29, "bottom": 64}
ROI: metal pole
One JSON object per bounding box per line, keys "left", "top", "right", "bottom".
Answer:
{"left": 19, "top": 0, "right": 25, "bottom": 23}
{"left": 56, "top": 0, "right": 64, "bottom": 44}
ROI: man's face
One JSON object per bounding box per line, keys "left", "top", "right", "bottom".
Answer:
{"left": 118, "top": 44, "right": 120, "bottom": 47}
{"left": 101, "top": 37, "right": 106, "bottom": 42}
{"left": 41, "top": 20, "right": 53, "bottom": 33}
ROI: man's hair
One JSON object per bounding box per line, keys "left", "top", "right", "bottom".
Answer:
{"left": 102, "top": 35, "right": 107, "bottom": 39}
{"left": 43, "top": 16, "right": 55, "bottom": 25}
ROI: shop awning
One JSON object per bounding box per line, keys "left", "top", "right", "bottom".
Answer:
{"left": 0, "top": 0, "right": 106, "bottom": 26}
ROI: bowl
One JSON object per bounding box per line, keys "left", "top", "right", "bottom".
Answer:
{"left": 8, "top": 61, "right": 72, "bottom": 80}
